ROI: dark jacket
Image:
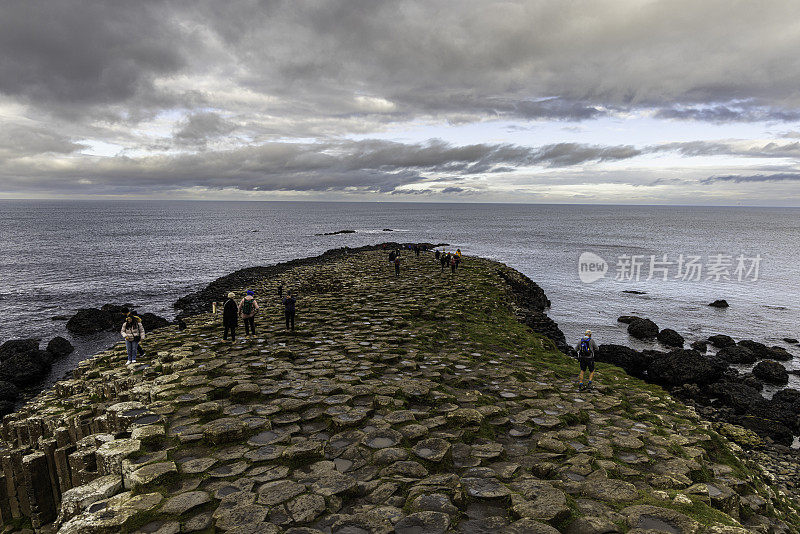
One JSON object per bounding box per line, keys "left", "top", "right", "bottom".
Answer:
{"left": 223, "top": 299, "right": 239, "bottom": 326}
{"left": 283, "top": 296, "right": 296, "bottom": 313}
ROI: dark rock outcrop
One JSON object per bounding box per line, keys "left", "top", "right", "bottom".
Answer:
{"left": 768, "top": 346, "right": 793, "bottom": 361}
{"left": 617, "top": 315, "right": 639, "bottom": 324}
{"left": 66, "top": 307, "right": 117, "bottom": 334}
{"left": 46, "top": 336, "right": 74, "bottom": 357}
{"left": 690, "top": 340, "right": 707, "bottom": 353}
{"left": 627, "top": 318, "right": 658, "bottom": 339}
{"left": 783, "top": 337, "right": 798, "bottom": 344}
{"left": 596, "top": 344, "right": 650, "bottom": 377}
{"left": 0, "top": 339, "right": 40, "bottom": 360}
{"left": 709, "top": 299, "right": 729, "bottom": 308}
{"left": 708, "top": 380, "right": 762, "bottom": 414}
{"left": 0, "top": 350, "right": 51, "bottom": 386}
{"left": 708, "top": 334, "right": 735, "bottom": 348}
{"left": 657, "top": 328, "right": 684, "bottom": 348}
{"left": 752, "top": 360, "right": 789, "bottom": 385}
{"left": 520, "top": 311, "right": 568, "bottom": 354}
{"left": 647, "top": 349, "right": 726, "bottom": 388}
{"left": 772, "top": 388, "right": 800, "bottom": 406}
{"left": 0, "top": 381, "right": 19, "bottom": 402}
{"left": 737, "top": 340, "right": 774, "bottom": 361}
{"left": 716, "top": 345, "right": 757, "bottom": 364}
{"left": 140, "top": 313, "right": 170, "bottom": 332}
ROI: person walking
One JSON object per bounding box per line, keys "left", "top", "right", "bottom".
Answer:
{"left": 575, "top": 330, "right": 599, "bottom": 390}
{"left": 450, "top": 254, "right": 457, "bottom": 274}
{"left": 435, "top": 249, "right": 440, "bottom": 261}
{"left": 394, "top": 255, "right": 401, "bottom": 277}
{"left": 283, "top": 291, "right": 296, "bottom": 330}
{"left": 239, "top": 290, "right": 259, "bottom": 336}
{"left": 121, "top": 314, "right": 145, "bottom": 365}
{"left": 222, "top": 292, "right": 238, "bottom": 341}
{"left": 126, "top": 310, "right": 147, "bottom": 358}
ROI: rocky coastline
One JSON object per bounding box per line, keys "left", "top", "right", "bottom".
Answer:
{"left": 0, "top": 246, "right": 797, "bottom": 532}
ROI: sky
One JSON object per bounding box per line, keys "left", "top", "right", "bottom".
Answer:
{"left": 1, "top": 0, "right": 800, "bottom": 205}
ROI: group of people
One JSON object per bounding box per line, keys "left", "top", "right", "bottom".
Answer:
{"left": 220, "top": 287, "right": 297, "bottom": 341}
{"left": 435, "top": 248, "right": 461, "bottom": 274}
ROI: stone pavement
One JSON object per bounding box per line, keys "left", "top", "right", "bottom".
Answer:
{"left": 0, "top": 250, "right": 798, "bottom": 533}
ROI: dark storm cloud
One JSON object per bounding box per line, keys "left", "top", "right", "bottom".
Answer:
{"left": 701, "top": 173, "right": 800, "bottom": 184}
{"left": 0, "top": 139, "right": 644, "bottom": 194}
{"left": 174, "top": 112, "right": 237, "bottom": 147}
{"left": 0, "top": 1, "right": 189, "bottom": 114}
{"left": 0, "top": 124, "right": 86, "bottom": 158}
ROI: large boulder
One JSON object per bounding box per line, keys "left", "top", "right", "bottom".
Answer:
{"left": 646, "top": 349, "right": 727, "bottom": 388}
{"left": 752, "top": 360, "right": 788, "bottom": 385}
{"left": 708, "top": 380, "right": 762, "bottom": 414}
{"left": 656, "top": 328, "right": 684, "bottom": 348}
{"left": 716, "top": 345, "right": 757, "bottom": 364}
{"left": 690, "top": 340, "right": 707, "bottom": 353}
{"left": 46, "top": 336, "right": 74, "bottom": 357}
{"left": 627, "top": 318, "right": 658, "bottom": 339}
{"left": 66, "top": 308, "right": 116, "bottom": 335}
{"left": 0, "top": 339, "right": 39, "bottom": 361}
{"left": 0, "top": 381, "right": 19, "bottom": 402}
{"left": 708, "top": 299, "right": 729, "bottom": 308}
{"left": 708, "top": 334, "right": 735, "bottom": 348}
{"left": 0, "top": 350, "right": 50, "bottom": 386}
{"left": 617, "top": 315, "right": 640, "bottom": 324}
{"left": 596, "top": 344, "right": 651, "bottom": 377}
{"left": 772, "top": 388, "right": 800, "bottom": 406}
{"left": 737, "top": 340, "right": 773, "bottom": 360}
{"left": 768, "top": 346, "right": 793, "bottom": 361}
{"left": 139, "top": 313, "right": 170, "bottom": 332}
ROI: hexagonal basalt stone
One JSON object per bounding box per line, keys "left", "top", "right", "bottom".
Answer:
{"left": 310, "top": 471, "right": 357, "bottom": 497}
{"left": 212, "top": 503, "right": 273, "bottom": 532}
{"left": 470, "top": 442, "right": 504, "bottom": 459}
{"left": 160, "top": 490, "right": 210, "bottom": 515}
{"left": 461, "top": 477, "right": 511, "bottom": 499}
{"left": 287, "top": 493, "right": 326, "bottom": 523}
{"left": 412, "top": 438, "right": 451, "bottom": 462}
{"left": 446, "top": 408, "right": 483, "bottom": 426}
{"left": 191, "top": 401, "right": 222, "bottom": 418}
{"left": 620, "top": 505, "right": 700, "bottom": 534}
{"left": 363, "top": 428, "right": 403, "bottom": 449}
{"left": 230, "top": 382, "right": 261, "bottom": 402}
{"left": 580, "top": 479, "right": 639, "bottom": 502}
{"left": 126, "top": 461, "right": 178, "bottom": 490}
{"left": 394, "top": 511, "right": 451, "bottom": 534}
{"left": 202, "top": 417, "right": 248, "bottom": 445}
{"left": 381, "top": 460, "right": 429, "bottom": 478}
{"left": 510, "top": 478, "right": 570, "bottom": 523}
{"left": 258, "top": 479, "right": 306, "bottom": 506}
{"left": 373, "top": 447, "right": 410, "bottom": 465}
{"left": 505, "top": 519, "right": 561, "bottom": 534}
{"left": 179, "top": 457, "right": 216, "bottom": 474}
{"left": 409, "top": 493, "right": 459, "bottom": 515}
{"left": 282, "top": 440, "right": 325, "bottom": 462}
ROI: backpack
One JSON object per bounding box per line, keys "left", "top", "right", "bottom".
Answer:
{"left": 578, "top": 338, "right": 592, "bottom": 359}
{"left": 241, "top": 298, "right": 254, "bottom": 315}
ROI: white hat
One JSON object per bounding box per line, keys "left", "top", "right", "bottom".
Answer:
{"left": 227, "top": 292, "right": 235, "bottom": 298}
{"left": 585, "top": 330, "right": 592, "bottom": 336}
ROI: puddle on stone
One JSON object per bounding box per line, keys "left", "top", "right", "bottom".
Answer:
{"left": 366, "top": 437, "right": 395, "bottom": 448}
{"left": 637, "top": 516, "right": 680, "bottom": 534}
{"left": 249, "top": 431, "right": 278, "bottom": 444}
{"left": 87, "top": 502, "right": 107, "bottom": 513}
{"left": 132, "top": 414, "right": 160, "bottom": 426}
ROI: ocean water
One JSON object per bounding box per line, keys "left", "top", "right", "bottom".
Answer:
{"left": 0, "top": 200, "right": 798, "bottom": 391}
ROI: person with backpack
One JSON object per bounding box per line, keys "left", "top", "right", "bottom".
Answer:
{"left": 239, "top": 290, "right": 259, "bottom": 336}
{"left": 120, "top": 314, "right": 145, "bottom": 365}
{"left": 394, "top": 255, "right": 401, "bottom": 277}
{"left": 282, "top": 291, "right": 296, "bottom": 330}
{"left": 222, "top": 292, "right": 238, "bottom": 341}
{"left": 435, "top": 249, "right": 441, "bottom": 262}
{"left": 575, "top": 330, "right": 599, "bottom": 390}
{"left": 126, "top": 310, "right": 147, "bottom": 358}
{"left": 450, "top": 254, "right": 457, "bottom": 274}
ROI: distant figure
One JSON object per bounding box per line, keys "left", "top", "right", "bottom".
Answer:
{"left": 121, "top": 314, "right": 145, "bottom": 365}
{"left": 414, "top": 245, "right": 420, "bottom": 257}
{"left": 435, "top": 249, "right": 440, "bottom": 261}
{"left": 394, "top": 256, "right": 401, "bottom": 277}
{"left": 456, "top": 248, "right": 462, "bottom": 258}
{"left": 283, "top": 291, "right": 296, "bottom": 330}
{"left": 440, "top": 252, "right": 448, "bottom": 273}
{"left": 177, "top": 318, "right": 187, "bottom": 330}
{"left": 239, "top": 290, "right": 259, "bottom": 336}
{"left": 450, "top": 254, "right": 457, "bottom": 274}
{"left": 126, "top": 311, "right": 147, "bottom": 358}
{"left": 388, "top": 250, "right": 396, "bottom": 264}
{"left": 222, "top": 292, "right": 238, "bottom": 341}
{"left": 278, "top": 283, "right": 283, "bottom": 298}
{"left": 575, "top": 330, "right": 599, "bottom": 390}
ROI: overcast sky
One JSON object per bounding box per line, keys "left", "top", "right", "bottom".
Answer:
{"left": 2, "top": 0, "right": 800, "bottom": 205}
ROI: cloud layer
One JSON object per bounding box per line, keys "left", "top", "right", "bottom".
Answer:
{"left": 1, "top": 0, "right": 800, "bottom": 203}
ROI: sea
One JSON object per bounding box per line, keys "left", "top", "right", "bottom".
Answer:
{"left": 1, "top": 200, "right": 798, "bottom": 395}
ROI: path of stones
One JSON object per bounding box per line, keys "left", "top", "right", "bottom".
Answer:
{"left": 4, "top": 251, "right": 799, "bottom": 534}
